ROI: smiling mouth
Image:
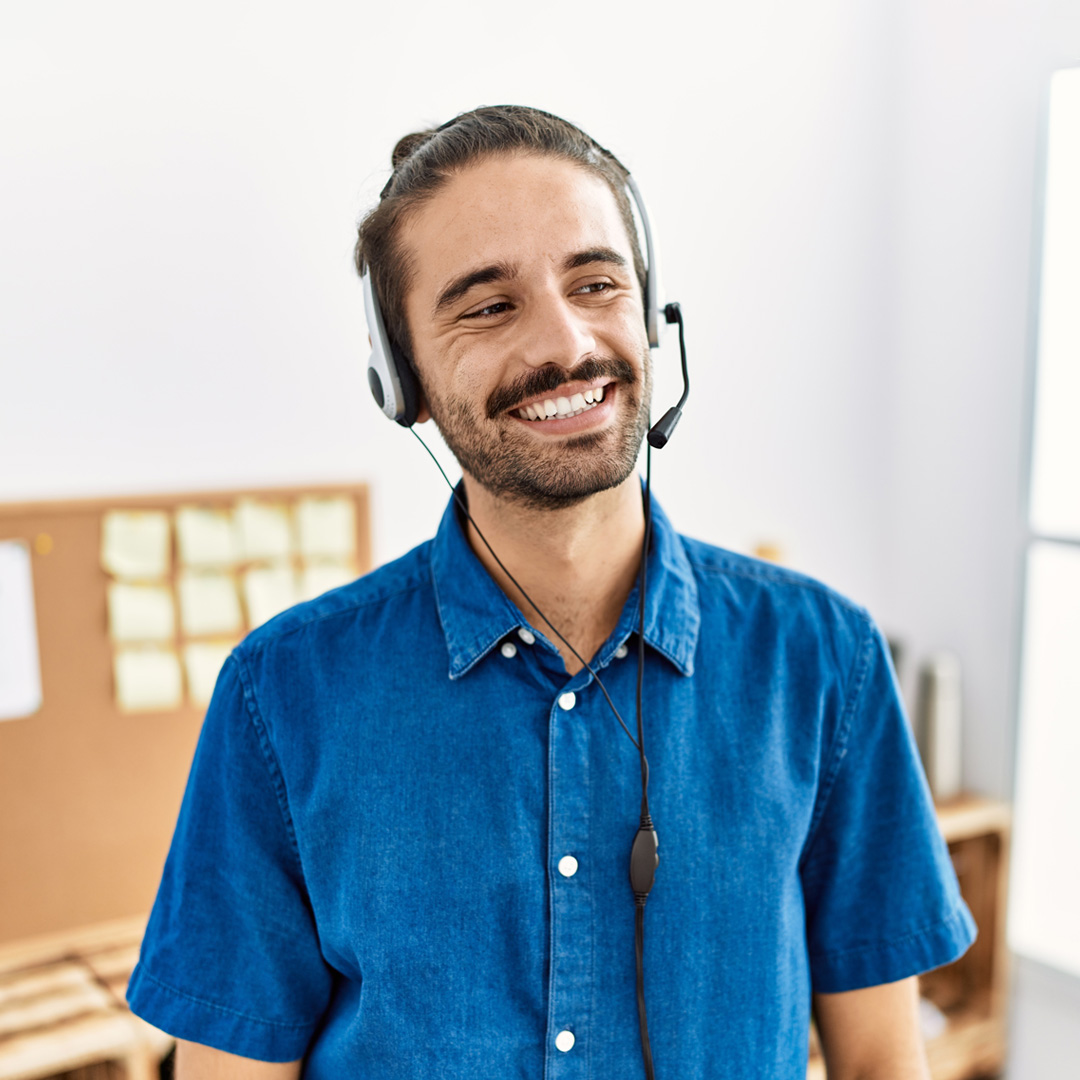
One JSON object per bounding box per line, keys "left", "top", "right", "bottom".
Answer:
{"left": 514, "top": 384, "right": 606, "bottom": 421}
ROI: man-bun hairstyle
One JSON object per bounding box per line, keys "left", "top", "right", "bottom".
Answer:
{"left": 354, "top": 105, "right": 645, "bottom": 365}
{"left": 390, "top": 130, "right": 439, "bottom": 169}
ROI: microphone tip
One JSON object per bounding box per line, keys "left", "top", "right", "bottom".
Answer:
{"left": 647, "top": 406, "right": 682, "bottom": 449}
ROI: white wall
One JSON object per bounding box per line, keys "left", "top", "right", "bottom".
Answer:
{"left": 0, "top": 0, "right": 895, "bottom": 619}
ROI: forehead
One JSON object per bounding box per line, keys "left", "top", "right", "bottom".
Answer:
{"left": 399, "top": 155, "right": 634, "bottom": 300}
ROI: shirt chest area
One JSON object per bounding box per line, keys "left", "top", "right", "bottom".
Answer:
{"left": 273, "top": 637, "right": 825, "bottom": 971}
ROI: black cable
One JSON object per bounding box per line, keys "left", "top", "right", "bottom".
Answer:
{"left": 635, "top": 904, "right": 656, "bottom": 1079}
{"left": 633, "top": 441, "right": 656, "bottom": 1080}
{"left": 636, "top": 442, "right": 653, "bottom": 819}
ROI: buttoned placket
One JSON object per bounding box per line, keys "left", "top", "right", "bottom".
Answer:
{"left": 492, "top": 620, "right": 641, "bottom": 1073}
{"left": 545, "top": 669, "right": 598, "bottom": 1078}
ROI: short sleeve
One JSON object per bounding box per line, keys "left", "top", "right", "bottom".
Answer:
{"left": 800, "top": 618, "right": 977, "bottom": 993}
{"left": 127, "top": 653, "right": 332, "bottom": 1061}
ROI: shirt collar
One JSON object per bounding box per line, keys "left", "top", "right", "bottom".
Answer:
{"left": 430, "top": 485, "right": 700, "bottom": 680}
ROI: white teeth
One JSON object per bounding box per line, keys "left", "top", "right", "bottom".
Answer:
{"left": 515, "top": 389, "right": 608, "bottom": 421}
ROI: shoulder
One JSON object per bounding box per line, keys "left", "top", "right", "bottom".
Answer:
{"left": 679, "top": 533, "right": 877, "bottom": 668}
{"left": 681, "top": 534, "right": 869, "bottom": 621}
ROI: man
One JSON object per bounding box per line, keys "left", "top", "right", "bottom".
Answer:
{"left": 128, "top": 106, "right": 975, "bottom": 1079}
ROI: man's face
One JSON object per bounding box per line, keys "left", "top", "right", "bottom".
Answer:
{"left": 399, "top": 153, "right": 652, "bottom": 511}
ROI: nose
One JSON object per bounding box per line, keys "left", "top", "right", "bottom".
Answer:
{"left": 518, "top": 287, "right": 597, "bottom": 370}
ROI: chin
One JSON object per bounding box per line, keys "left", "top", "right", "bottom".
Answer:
{"left": 471, "top": 430, "right": 646, "bottom": 511}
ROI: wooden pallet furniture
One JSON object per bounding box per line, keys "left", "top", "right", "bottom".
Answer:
{"left": 808, "top": 795, "right": 1012, "bottom": 1079}
{"left": 0, "top": 917, "right": 170, "bottom": 1080}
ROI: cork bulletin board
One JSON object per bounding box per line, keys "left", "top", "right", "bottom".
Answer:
{"left": 0, "top": 483, "right": 370, "bottom": 944}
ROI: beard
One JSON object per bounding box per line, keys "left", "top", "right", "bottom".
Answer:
{"left": 424, "top": 353, "right": 653, "bottom": 512}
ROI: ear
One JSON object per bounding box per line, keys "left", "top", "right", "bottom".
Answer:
{"left": 414, "top": 394, "right": 432, "bottom": 424}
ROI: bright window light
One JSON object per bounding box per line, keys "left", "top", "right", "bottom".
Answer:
{"left": 1029, "top": 69, "right": 1080, "bottom": 538}
{"left": 1010, "top": 541, "right": 1080, "bottom": 976}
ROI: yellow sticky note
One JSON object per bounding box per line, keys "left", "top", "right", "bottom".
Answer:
{"left": 176, "top": 507, "right": 238, "bottom": 568}
{"left": 107, "top": 582, "right": 175, "bottom": 643}
{"left": 235, "top": 500, "right": 294, "bottom": 562}
{"left": 183, "top": 640, "right": 235, "bottom": 706}
{"left": 296, "top": 496, "right": 356, "bottom": 559}
{"left": 177, "top": 571, "right": 243, "bottom": 637}
{"left": 101, "top": 511, "right": 171, "bottom": 579}
{"left": 299, "top": 560, "right": 357, "bottom": 603}
{"left": 242, "top": 564, "right": 298, "bottom": 628}
{"left": 113, "top": 646, "right": 183, "bottom": 713}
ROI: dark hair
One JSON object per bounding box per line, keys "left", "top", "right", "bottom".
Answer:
{"left": 354, "top": 105, "right": 645, "bottom": 364}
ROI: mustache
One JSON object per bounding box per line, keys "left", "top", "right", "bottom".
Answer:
{"left": 486, "top": 357, "right": 637, "bottom": 419}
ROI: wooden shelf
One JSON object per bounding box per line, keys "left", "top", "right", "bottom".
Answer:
{"left": 0, "top": 917, "right": 171, "bottom": 1080}
{"left": 935, "top": 796, "right": 1012, "bottom": 845}
{"left": 809, "top": 794, "right": 1011, "bottom": 1079}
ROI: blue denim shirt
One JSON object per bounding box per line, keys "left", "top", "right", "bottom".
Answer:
{"left": 128, "top": 493, "right": 974, "bottom": 1078}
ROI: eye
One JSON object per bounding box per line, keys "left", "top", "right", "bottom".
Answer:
{"left": 462, "top": 300, "right": 513, "bottom": 320}
{"left": 574, "top": 281, "right": 614, "bottom": 295}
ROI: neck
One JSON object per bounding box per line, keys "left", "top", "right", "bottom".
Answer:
{"left": 460, "top": 474, "right": 646, "bottom": 675}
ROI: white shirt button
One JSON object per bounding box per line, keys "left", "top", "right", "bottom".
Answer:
{"left": 555, "top": 1030, "right": 576, "bottom": 1052}
{"left": 557, "top": 855, "right": 579, "bottom": 878}
{"left": 500, "top": 641, "right": 517, "bottom": 659}
{"left": 615, "top": 643, "right": 629, "bottom": 659}
{"left": 558, "top": 691, "right": 576, "bottom": 711}
{"left": 517, "top": 627, "right": 536, "bottom": 645}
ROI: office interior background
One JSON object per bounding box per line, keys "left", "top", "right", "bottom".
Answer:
{"left": 2, "top": 1, "right": 1079, "bottom": 1076}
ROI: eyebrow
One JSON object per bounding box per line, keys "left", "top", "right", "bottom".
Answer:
{"left": 432, "top": 248, "right": 629, "bottom": 316}
{"left": 562, "top": 247, "right": 628, "bottom": 272}
{"left": 433, "top": 261, "right": 518, "bottom": 316}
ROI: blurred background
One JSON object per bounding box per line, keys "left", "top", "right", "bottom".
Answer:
{"left": 1, "top": 1, "right": 1078, "bottom": 1077}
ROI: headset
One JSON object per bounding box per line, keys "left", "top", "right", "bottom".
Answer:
{"left": 360, "top": 144, "right": 690, "bottom": 1080}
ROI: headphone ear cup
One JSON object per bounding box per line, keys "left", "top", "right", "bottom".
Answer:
{"left": 363, "top": 267, "right": 421, "bottom": 426}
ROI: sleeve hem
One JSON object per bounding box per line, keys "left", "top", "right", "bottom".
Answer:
{"left": 126, "top": 962, "right": 315, "bottom": 1062}
{"left": 809, "top": 902, "right": 978, "bottom": 994}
